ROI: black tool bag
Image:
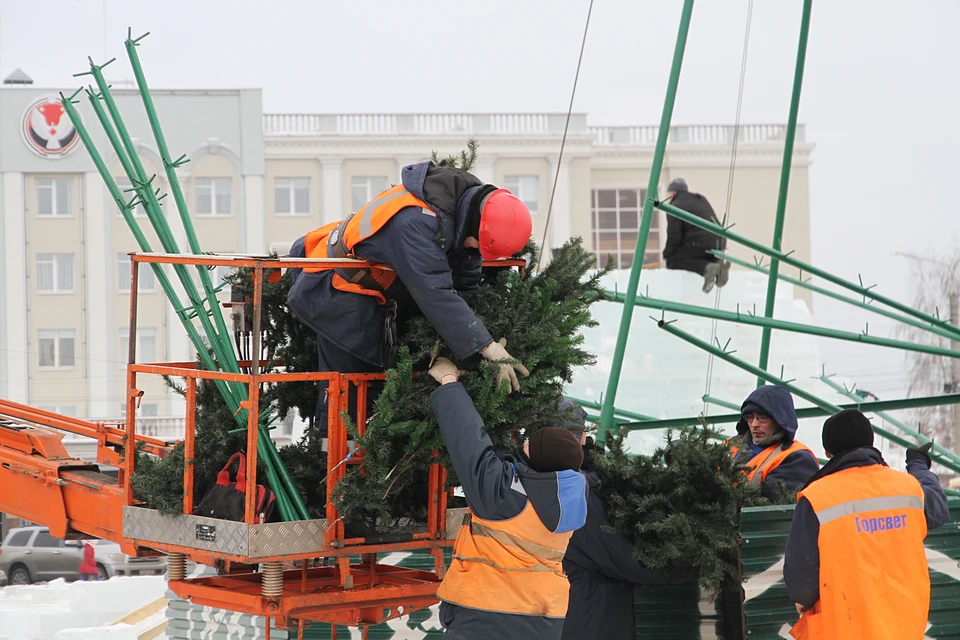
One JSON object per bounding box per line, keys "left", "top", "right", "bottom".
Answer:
{"left": 194, "top": 452, "right": 276, "bottom": 522}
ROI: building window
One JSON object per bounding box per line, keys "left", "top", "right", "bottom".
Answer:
{"left": 196, "top": 178, "right": 232, "bottom": 216}
{"left": 36, "top": 178, "right": 72, "bottom": 217}
{"left": 591, "top": 188, "right": 656, "bottom": 270}
{"left": 117, "top": 254, "right": 157, "bottom": 293}
{"left": 351, "top": 176, "right": 389, "bottom": 212}
{"left": 503, "top": 175, "right": 540, "bottom": 214}
{"left": 38, "top": 405, "right": 77, "bottom": 417}
{"left": 118, "top": 328, "right": 158, "bottom": 367}
{"left": 115, "top": 177, "right": 148, "bottom": 218}
{"left": 275, "top": 177, "right": 310, "bottom": 216}
{"left": 38, "top": 329, "right": 76, "bottom": 369}
{"left": 35, "top": 253, "right": 75, "bottom": 294}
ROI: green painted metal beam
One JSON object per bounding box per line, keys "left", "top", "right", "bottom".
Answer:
{"left": 603, "top": 290, "right": 960, "bottom": 359}
{"left": 702, "top": 395, "right": 741, "bottom": 412}
{"left": 567, "top": 397, "right": 656, "bottom": 422}
{"left": 711, "top": 251, "right": 960, "bottom": 345}
{"left": 646, "top": 319, "right": 960, "bottom": 472}
{"left": 598, "top": 0, "right": 696, "bottom": 445}
{"left": 818, "top": 376, "right": 960, "bottom": 466}
{"left": 621, "top": 392, "right": 960, "bottom": 431}
{"left": 758, "top": 0, "right": 813, "bottom": 385}
{"left": 658, "top": 199, "right": 960, "bottom": 342}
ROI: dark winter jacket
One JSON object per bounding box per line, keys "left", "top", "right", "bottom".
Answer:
{"left": 431, "top": 383, "right": 588, "bottom": 640}
{"left": 732, "top": 386, "right": 819, "bottom": 501}
{"left": 287, "top": 162, "right": 495, "bottom": 367}
{"left": 783, "top": 447, "right": 950, "bottom": 609}
{"left": 562, "top": 462, "right": 694, "bottom": 640}
{"left": 662, "top": 190, "right": 727, "bottom": 267}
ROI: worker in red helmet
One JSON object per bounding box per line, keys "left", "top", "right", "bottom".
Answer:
{"left": 288, "top": 161, "right": 533, "bottom": 441}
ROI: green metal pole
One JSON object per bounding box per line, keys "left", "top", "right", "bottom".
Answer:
{"left": 657, "top": 200, "right": 960, "bottom": 341}
{"left": 567, "top": 397, "right": 656, "bottom": 422}
{"left": 818, "top": 376, "right": 960, "bottom": 465}
{"left": 712, "top": 251, "right": 960, "bottom": 345}
{"left": 702, "top": 395, "right": 742, "bottom": 412}
{"left": 656, "top": 319, "right": 960, "bottom": 472}
{"left": 604, "top": 290, "right": 960, "bottom": 359}
{"left": 621, "top": 392, "right": 960, "bottom": 431}
{"left": 67, "top": 92, "right": 299, "bottom": 521}
{"left": 756, "top": 0, "right": 813, "bottom": 385}
{"left": 598, "top": 0, "right": 695, "bottom": 444}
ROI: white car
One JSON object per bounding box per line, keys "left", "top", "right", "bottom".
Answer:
{"left": 91, "top": 539, "right": 166, "bottom": 579}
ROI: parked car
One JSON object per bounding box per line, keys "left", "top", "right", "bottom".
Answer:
{"left": 90, "top": 539, "right": 166, "bottom": 579}
{"left": 0, "top": 526, "right": 165, "bottom": 584}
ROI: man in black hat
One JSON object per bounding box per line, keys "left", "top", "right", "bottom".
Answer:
{"left": 426, "top": 358, "right": 588, "bottom": 640}
{"left": 662, "top": 178, "right": 731, "bottom": 293}
{"left": 783, "top": 409, "right": 949, "bottom": 638}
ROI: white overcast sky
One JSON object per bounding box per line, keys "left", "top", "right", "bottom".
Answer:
{"left": 2, "top": 0, "right": 959, "bottom": 398}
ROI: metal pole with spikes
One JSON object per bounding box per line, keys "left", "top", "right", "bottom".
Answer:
{"left": 655, "top": 318, "right": 960, "bottom": 473}
{"left": 756, "top": 0, "right": 814, "bottom": 385}
{"left": 818, "top": 374, "right": 960, "bottom": 466}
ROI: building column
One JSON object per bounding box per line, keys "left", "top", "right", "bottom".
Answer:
{"left": 320, "top": 157, "right": 343, "bottom": 224}
{"left": 2, "top": 173, "right": 28, "bottom": 404}
{"left": 84, "top": 173, "right": 111, "bottom": 418}
{"left": 243, "top": 175, "right": 265, "bottom": 254}
{"left": 546, "top": 156, "right": 573, "bottom": 258}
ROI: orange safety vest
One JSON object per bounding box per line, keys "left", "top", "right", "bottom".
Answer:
{"left": 437, "top": 504, "right": 573, "bottom": 618}
{"left": 302, "top": 184, "right": 437, "bottom": 304}
{"left": 790, "top": 465, "right": 929, "bottom": 640}
{"left": 728, "top": 440, "right": 815, "bottom": 488}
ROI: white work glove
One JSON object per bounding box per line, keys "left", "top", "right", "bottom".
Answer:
{"left": 428, "top": 357, "right": 462, "bottom": 385}
{"left": 480, "top": 338, "right": 530, "bottom": 393}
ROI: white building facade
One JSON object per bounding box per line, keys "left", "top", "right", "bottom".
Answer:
{"left": 0, "top": 85, "right": 814, "bottom": 437}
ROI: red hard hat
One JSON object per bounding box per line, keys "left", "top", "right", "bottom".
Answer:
{"left": 478, "top": 189, "right": 533, "bottom": 260}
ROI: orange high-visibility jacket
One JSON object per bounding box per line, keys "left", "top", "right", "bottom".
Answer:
{"left": 302, "top": 184, "right": 435, "bottom": 304}
{"left": 790, "top": 465, "right": 928, "bottom": 639}
{"left": 729, "top": 440, "right": 816, "bottom": 488}
{"left": 438, "top": 505, "right": 574, "bottom": 618}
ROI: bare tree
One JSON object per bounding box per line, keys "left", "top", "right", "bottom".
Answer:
{"left": 896, "top": 246, "right": 960, "bottom": 451}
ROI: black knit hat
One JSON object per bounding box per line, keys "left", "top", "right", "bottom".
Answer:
{"left": 822, "top": 409, "right": 874, "bottom": 456}
{"left": 528, "top": 427, "right": 584, "bottom": 472}
{"left": 667, "top": 178, "right": 688, "bottom": 193}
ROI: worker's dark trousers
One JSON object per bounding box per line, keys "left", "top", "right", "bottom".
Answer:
{"left": 313, "top": 335, "right": 384, "bottom": 440}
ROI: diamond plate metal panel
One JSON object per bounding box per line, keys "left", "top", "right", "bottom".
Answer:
{"left": 123, "top": 506, "right": 249, "bottom": 555}
{"left": 445, "top": 507, "right": 467, "bottom": 539}
{"left": 248, "top": 518, "right": 329, "bottom": 557}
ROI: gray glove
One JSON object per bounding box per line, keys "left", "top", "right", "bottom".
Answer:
{"left": 480, "top": 338, "right": 530, "bottom": 393}
{"left": 428, "top": 357, "right": 462, "bottom": 385}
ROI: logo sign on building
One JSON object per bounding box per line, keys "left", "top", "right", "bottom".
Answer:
{"left": 21, "top": 96, "right": 80, "bottom": 158}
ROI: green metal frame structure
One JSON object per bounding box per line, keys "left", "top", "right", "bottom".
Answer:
{"left": 595, "top": 0, "right": 960, "bottom": 472}
{"left": 61, "top": 32, "right": 308, "bottom": 521}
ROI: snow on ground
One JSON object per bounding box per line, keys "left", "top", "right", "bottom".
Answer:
{"left": 0, "top": 576, "right": 166, "bottom": 640}
{"left": 568, "top": 268, "right": 863, "bottom": 461}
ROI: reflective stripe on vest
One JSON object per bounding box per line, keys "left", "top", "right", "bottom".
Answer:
{"left": 437, "top": 505, "right": 573, "bottom": 618}
{"left": 301, "top": 186, "right": 435, "bottom": 303}
{"left": 728, "top": 439, "right": 815, "bottom": 487}
{"left": 790, "top": 465, "right": 928, "bottom": 640}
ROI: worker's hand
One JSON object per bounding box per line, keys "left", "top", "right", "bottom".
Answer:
{"left": 480, "top": 338, "right": 530, "bottom": 393}
{"left": 906, "top": 441, "right": 934, "bottom": 469}
{"left": 428, "top": 357, "right": 461, "bottom": 385}
{"left": 795, "top": 603, "right": 806, "bottom": 615}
